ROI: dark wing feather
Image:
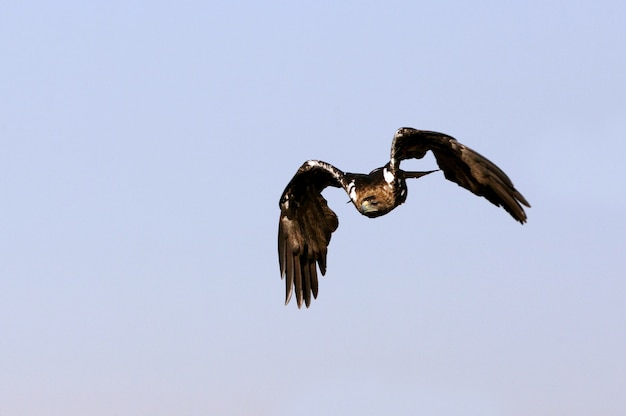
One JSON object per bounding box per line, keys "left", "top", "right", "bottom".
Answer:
{"left": 278, "top": 160, "right": 348, "bottom": 308}
{"left": 390, "top": 128, "right": 530, "bottom": 223}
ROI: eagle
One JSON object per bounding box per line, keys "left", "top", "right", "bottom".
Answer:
{"left": 278, "top": 127, "right": 530, "bottom": 308}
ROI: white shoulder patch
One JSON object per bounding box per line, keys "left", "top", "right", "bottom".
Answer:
{"left": 347, "top": 180, "right": 356, "bottom": 201}
{"left": 383, "top": 167, "right": 395, "bottom": 184}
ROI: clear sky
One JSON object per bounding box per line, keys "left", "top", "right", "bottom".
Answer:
{"left": 2, "top": 1, "right": 625, "bottom": 415}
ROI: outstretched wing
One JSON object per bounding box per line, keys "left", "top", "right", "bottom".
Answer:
{"left": 390, "top": 128, "right": 530, "bottom": 223}
{"left": 278, "top": 160, "right": 349, "bottom": 308}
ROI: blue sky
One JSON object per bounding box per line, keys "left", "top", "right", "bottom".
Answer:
{"left": 2, "top": 1, "right": 625, "bottom": 415}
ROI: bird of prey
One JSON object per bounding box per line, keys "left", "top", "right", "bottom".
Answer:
{"left": 278, "top": 127, "right": 530, "bottom": 308}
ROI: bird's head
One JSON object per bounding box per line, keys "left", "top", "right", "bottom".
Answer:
{"left": 360, "top": 196, "right": 388, "bottom": 218}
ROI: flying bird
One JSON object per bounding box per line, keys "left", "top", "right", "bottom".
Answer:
{"left": 278, "top": 127, "right": 530, "bottom": 308}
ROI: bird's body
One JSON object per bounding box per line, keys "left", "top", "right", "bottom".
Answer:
{"left": 278, "top": 128, "right": 530, "bottom": 308}
{"left": 344, "top": 165, "right": 435, "bottom": 218}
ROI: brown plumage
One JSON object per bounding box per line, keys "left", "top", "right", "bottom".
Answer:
{"left": 278, "top": 128, "right": 530, "bottom": 308}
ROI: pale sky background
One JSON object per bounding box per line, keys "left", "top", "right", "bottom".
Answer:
{"left": 2, "top": 1, "right": 625, "bottom": 415}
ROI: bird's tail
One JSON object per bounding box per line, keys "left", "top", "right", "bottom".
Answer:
{"left": 403, "top": 169, "right": 439, "bottom": 179}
